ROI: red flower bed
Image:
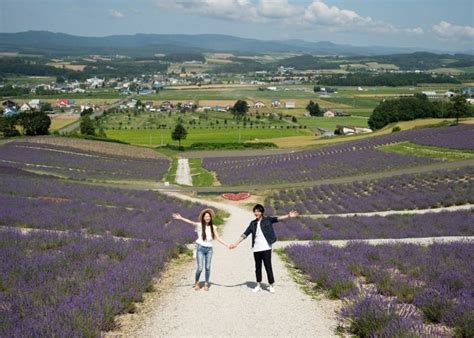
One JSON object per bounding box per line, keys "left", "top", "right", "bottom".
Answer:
{"left": 221, "top": 192, "right": 251, "bottom": 201}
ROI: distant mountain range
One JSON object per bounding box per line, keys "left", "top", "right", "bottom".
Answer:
{"left": 0, "top": 31, "right": 472, "bottom": 57}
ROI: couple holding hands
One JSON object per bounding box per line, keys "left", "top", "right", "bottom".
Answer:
{"left": 172, "top": 204, "right": 299, "bottom": 292}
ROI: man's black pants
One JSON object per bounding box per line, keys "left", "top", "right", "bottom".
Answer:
{"left": 253, "top": 249, "right": 275, "bottom": 284}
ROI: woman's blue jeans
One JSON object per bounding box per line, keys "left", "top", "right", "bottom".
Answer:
{"left": 195, "top": 244, "right": 213, "bottom": 283}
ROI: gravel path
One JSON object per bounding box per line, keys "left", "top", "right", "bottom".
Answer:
{"left": 274, "top": 236, "right": 474, "bottom": 249}
{"left": 136, "top": 193, "right": 339, "bottom": 337}
{"left": 175, "top": 158, "right": 192, "bottom": 186}
{"left": 302, "top": 204, "right": 474, "bottom": 219}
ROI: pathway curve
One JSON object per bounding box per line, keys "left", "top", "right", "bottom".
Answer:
{"left": 135, "top": 192, "right": 339, "bottom": 337}
{"left": 274, "top": 236, "right": 474, "bottom": 249}
{"left": 301, "top": 204, "right": 474, "bottom": 219}
{"left": 175, "top": 158, "right": 192, "bottom": 186}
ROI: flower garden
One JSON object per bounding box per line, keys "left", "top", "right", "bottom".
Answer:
{"left": 1, "top": 122, "right": 473, "bottom": 336}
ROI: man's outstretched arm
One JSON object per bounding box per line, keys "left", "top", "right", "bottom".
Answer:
{"left": 276, "top": 210, "right": 299, "bottom": 222}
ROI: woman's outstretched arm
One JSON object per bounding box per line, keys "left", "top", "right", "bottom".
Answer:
{"left": 213, "top": 229, "right": 230, "bottom": 248}
{"left": 172, "top": 213, "right": 199, "bottom": 226}
{"left": 229, "top": 235, "right": 245, "bottom": 249}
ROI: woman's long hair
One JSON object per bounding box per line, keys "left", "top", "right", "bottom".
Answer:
{"left": 200, "top": 211, "right": 215, "bottom": 241}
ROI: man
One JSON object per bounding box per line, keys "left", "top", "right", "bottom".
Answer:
{"left": 230, "top": 204, "right": 298, "bottom": 293}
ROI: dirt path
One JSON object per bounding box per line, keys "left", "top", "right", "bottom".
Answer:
{"left": 133, "top": 193, "right": 339, "bottom": 337}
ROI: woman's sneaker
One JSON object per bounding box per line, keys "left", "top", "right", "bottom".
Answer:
{"left": 269, "top": 285, "right": 275, "bottom": 293}
{"left": 252, "top": 285, "right": 261, "bottom": 293}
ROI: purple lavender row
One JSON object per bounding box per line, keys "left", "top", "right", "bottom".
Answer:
{"left": 272, "top": 210, "right": 474, "bottom": 240}
{"left": 285, "top": 241, "right": 473, "bottom": 336}
{"left": 204, "top": 148, "right": 435, "bottom": 185}
{"left": 268, "top": 166, "right": 474, "bottom": 214}
{"left": 0, "top": 141, "right": 170, "bottom": 181}
{"left": 202, "top": 124, "right": 473, "bottom": 185}
{"left": 0, "top": 167, "right": 208, "bottom": 240}
{"left": 0, "top": 228, "right": 178, "bottom": 337}
{"left": 1, "top": 165, "right": 186, "bottom": 210}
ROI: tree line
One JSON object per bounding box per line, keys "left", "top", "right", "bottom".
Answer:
{"left": 0, "top": 111, "right": 51, "bottom": 136}
{"left": 318, "top": 73, "right": 460, "bottom": 87}
{"left": 368, "top": 94, "right": 474, "bottom": 130}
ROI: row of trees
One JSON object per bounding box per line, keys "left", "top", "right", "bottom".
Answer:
{"left": 319, "top": 73, "right": 459, "bottom": 87}
{"left": 368, "top": 94, "right": 473, "bottom": 130}
{"left": 0, "top": 112, "right": 51, "bottom": 136}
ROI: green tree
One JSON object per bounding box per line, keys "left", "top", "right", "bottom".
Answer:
{"left": 368, "top": 95, "right": 443, "bottom": 130}
{"left": 40, "top": 102, "right": 52, "bottom": 113}
{"left": 171, "top": 123, "right": 187, "bottom": 146}
{"left": 231, "top": 100, "right": 249, "bottom": 120}
{"left": 449, "top": 95, "right": 470, "bottom": 124}
{"left": 17, "top": 112, "right": 51, "bottom": 136}
{"left": 81, "top": 107, "right": 94, "bottom": 117}
{"left": 80, "top": 115, "right": 96, "bottom": 136}
{"left": 306, "top": 100, "right": 321, "bottom": 116}
{"left": 0, "top": 115, "right": 20, "bottom": 137}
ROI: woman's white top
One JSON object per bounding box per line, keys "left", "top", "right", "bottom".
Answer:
{"left": 253, "top": 220, "right": 271, "bottom": 252}
{"left": 195, "top": 222, "right": 214, "bottom": 247}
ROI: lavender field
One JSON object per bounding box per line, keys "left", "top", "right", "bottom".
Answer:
{"left": 0, "top": 141, "right": 170, "bottom": 181}
{"left": 267, "top": 167, "right": 474, "bottom": 215}
{"left": 0, "top": 166, "right": 203, "bottom": 240}
{"left": 285, "top": 241, "right": 474, "bottom": 336}
{"left": 0, "top": 229, "right": 179, "bottom": 337}
{"left": 0, "top": 164, "right": 217, "bottom": 336}
{"left": 203, "top": 124, "right": 473, "bottom": 185}
{"left": 272, "top": 210, "right": 474, "bottom": 240}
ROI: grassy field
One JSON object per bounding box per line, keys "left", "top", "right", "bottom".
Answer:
{"left": 101, "top": 110, "right": 294, "bottom": 130}
{"left": 106, "top": 127, "right": 310, "bottom": 147}
{"left": 189, "top": 158, "right": 216, "bottom": 186}
{"left": 164, "top": 158, "right": 178, "bottom": 183}
{"left": 5, "top": 76, "right": 56, "bottom": 84}
{"left": 298, "top": 116, "right": 369, "bottom": 129}
{"left": 380, "top": 141, "right": 474, "bottom": 161}
{"left": 49, "top": 116, "right": 80, "bottom": 131}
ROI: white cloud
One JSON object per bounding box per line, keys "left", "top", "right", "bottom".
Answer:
{"left": 155, "top": 0, "right": 262, "bottom": 22}
{"left": 432, "top": 21, "right": 474, "bottom": 41}
{"left": 258, "top": 0, "right": 301, "bottom": 19}
{"left": 154, "top": 0, "right": 424, "bottom": 36}
{"left": 302, "top": 1, "right": 422, "bottom": 35}
{"left": 109, "top": 9, "right": 124, "bottom": 19}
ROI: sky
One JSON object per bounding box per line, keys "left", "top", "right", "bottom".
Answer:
{"left": 1, "top": 0, "right": 473, "bottom": 51}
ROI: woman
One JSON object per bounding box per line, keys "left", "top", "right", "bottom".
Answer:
{"left": 172, "top": 208, "right": 230, "bottom": 291}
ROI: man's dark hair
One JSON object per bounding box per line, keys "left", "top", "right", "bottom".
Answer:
{"left": 253, "top": 204, "right": 264, "bottom": 213}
